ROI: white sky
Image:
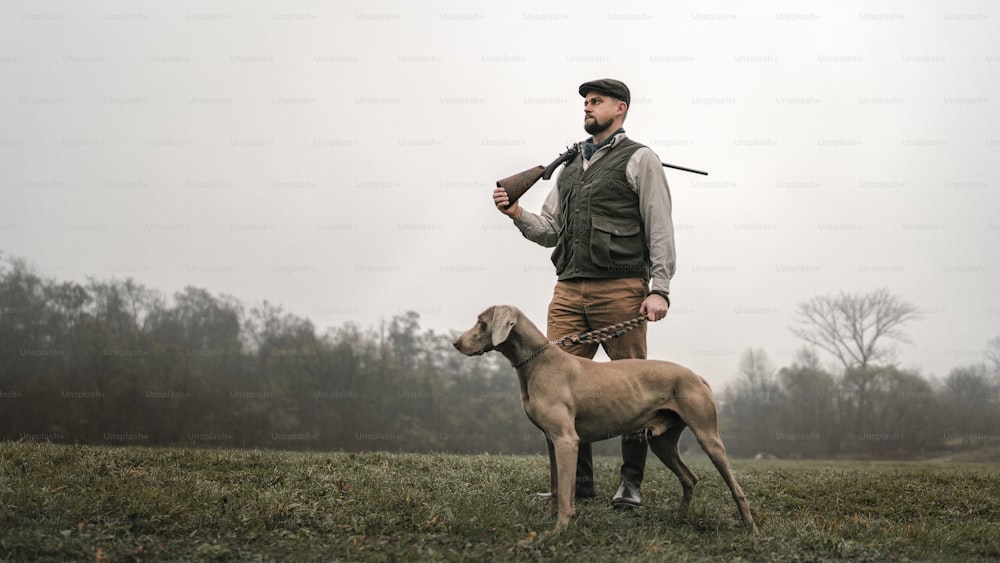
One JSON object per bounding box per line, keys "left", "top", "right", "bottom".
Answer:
{"left": 3, "top": 0, "right": 998, "bottom": 387}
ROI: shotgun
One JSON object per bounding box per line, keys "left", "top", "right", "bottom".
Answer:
{"left": 496, "top": 144, "right": 707, "bottom": 207}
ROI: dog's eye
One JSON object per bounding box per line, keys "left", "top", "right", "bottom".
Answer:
{"left": 478, "top": 320, "right": 487, "bottom": 330}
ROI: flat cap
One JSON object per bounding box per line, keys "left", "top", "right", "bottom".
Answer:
{"left": 578, "top": 78, "right": 630, "bottom": 105}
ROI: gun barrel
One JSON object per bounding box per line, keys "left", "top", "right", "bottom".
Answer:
{"left": 662, "top": 162, "right": 708, "bottom": 176}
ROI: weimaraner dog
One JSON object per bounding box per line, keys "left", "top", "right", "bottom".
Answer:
{"left": 453, "top": 305, "right": 756, "bottom": 532}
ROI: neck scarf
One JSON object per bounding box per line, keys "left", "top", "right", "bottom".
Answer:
{"left": 583, "top": 128, "right": 625, "bottom": 160}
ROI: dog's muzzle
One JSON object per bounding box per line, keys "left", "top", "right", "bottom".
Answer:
{"left": 452, "top": 336, "right": 485, "bottom": 356}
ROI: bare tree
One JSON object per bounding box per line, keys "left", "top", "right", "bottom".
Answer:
{"left": 737, "top": 347, "right": 777, "bottom": 391}
{"left": 720, "top": 349, "right": 783, "bottom": 456}
{"left": 790, "top": 287, "right": 921, "bottom": 371}
{"left": 986, "top": 336, "right": 1000, "bottom": 375}
{"left": 791, "top": 288, "right": 921, "bottom": 438}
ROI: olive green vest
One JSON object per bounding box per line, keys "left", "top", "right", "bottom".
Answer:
{"left": 551, "top": 137, "right": 649, "bottom": 281}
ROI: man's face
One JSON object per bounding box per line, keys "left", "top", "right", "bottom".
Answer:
{"left": 583, "top": 92, "right": 625, "bottom": 136}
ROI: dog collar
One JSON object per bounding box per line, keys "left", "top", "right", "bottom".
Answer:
{"left": 513, "top": 342, "right": 550, "bottom": 369}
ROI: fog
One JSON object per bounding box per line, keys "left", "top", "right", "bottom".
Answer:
{"left": 3, "top": 0, "right": 998, "bottom": 387}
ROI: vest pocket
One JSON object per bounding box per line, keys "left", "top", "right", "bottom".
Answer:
{"left": 591, "top": 215, "right": 643, "bottom": 272}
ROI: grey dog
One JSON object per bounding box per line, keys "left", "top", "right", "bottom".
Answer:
{"left": 453, "top": 305, "right": 756, "bottom": 532}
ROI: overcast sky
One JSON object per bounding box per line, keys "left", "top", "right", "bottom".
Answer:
{"left": 3, "top": 0, "right": 998, "bottom": 387}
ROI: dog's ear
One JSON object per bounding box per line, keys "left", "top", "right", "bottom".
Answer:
{"left": 490, "top": 305, "right": 518, "bottom": 347}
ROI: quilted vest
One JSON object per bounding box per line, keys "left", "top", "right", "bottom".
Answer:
{"left": 551, "top": 137, "right": 649, "bottom": 281}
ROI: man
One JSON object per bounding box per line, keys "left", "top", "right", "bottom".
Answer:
{"left": 492, "top": 79, "right": 676, "bottom": 508}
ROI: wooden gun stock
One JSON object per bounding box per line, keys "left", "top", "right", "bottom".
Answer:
{"left": 495, "top": 165, "right": 544, "bottom": 208}
{"left": 496, "top": 145, "right": 580, "bottom": 207}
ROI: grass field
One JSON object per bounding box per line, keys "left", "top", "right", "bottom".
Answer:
{"left": 1, "top": 442, "right": 999, "bottom": 561}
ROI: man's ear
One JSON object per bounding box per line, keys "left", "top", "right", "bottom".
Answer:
{"left": 491, "top": 306, "right": 517, "bottom": 347}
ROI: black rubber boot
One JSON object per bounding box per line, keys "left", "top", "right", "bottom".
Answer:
{"left": 613, "top": 433, "right": 648, "bottom": 508}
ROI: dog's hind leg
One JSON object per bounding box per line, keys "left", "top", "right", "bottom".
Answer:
{"left": 686, "top": 421, "right": 756, "bottom": 532}
{"left": 647, "top": 423, "right": 698, "bottom": 513}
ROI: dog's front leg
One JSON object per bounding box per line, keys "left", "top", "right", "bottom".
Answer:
{"left": 545, "top": 436, "right": 559, "bottom": 516}
{"left": 550, "top": 433, "right": 579, "bottom": 531}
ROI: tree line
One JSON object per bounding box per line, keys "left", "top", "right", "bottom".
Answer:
{"left": 720, "top": 290, "right": 1000, "bottom": 459}
{"left": 0, "top": 256, "right": 540, "bottom": 454}
{"left": 1, "top": 255, "right": 997, "bottom": 459}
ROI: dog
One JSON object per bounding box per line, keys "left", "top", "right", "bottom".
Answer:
{"left": 453, "top": 305, "right": 756, "bottom": 532}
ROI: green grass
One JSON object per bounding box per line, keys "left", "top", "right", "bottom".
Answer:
{"left": 2, "top": 442, "right": 999, "bottom": 561}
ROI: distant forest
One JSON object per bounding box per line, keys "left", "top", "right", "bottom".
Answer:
{"left": 1, "top": 255, "right": 997, "bottom": 459}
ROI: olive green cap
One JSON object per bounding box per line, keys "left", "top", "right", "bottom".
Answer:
{"left": 578, "top": 78, "right": 630, "bottom": 105}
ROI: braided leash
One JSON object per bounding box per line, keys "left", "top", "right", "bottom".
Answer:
{"left": 550, "top": 314, "right": 648, "bottom": 348}
{"left": 512, "top": 314, "right": 649, "bottom": 369}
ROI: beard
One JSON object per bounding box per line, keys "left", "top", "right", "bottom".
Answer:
{"left": 584, "top": 115, "right": 614, "bottom": 136}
